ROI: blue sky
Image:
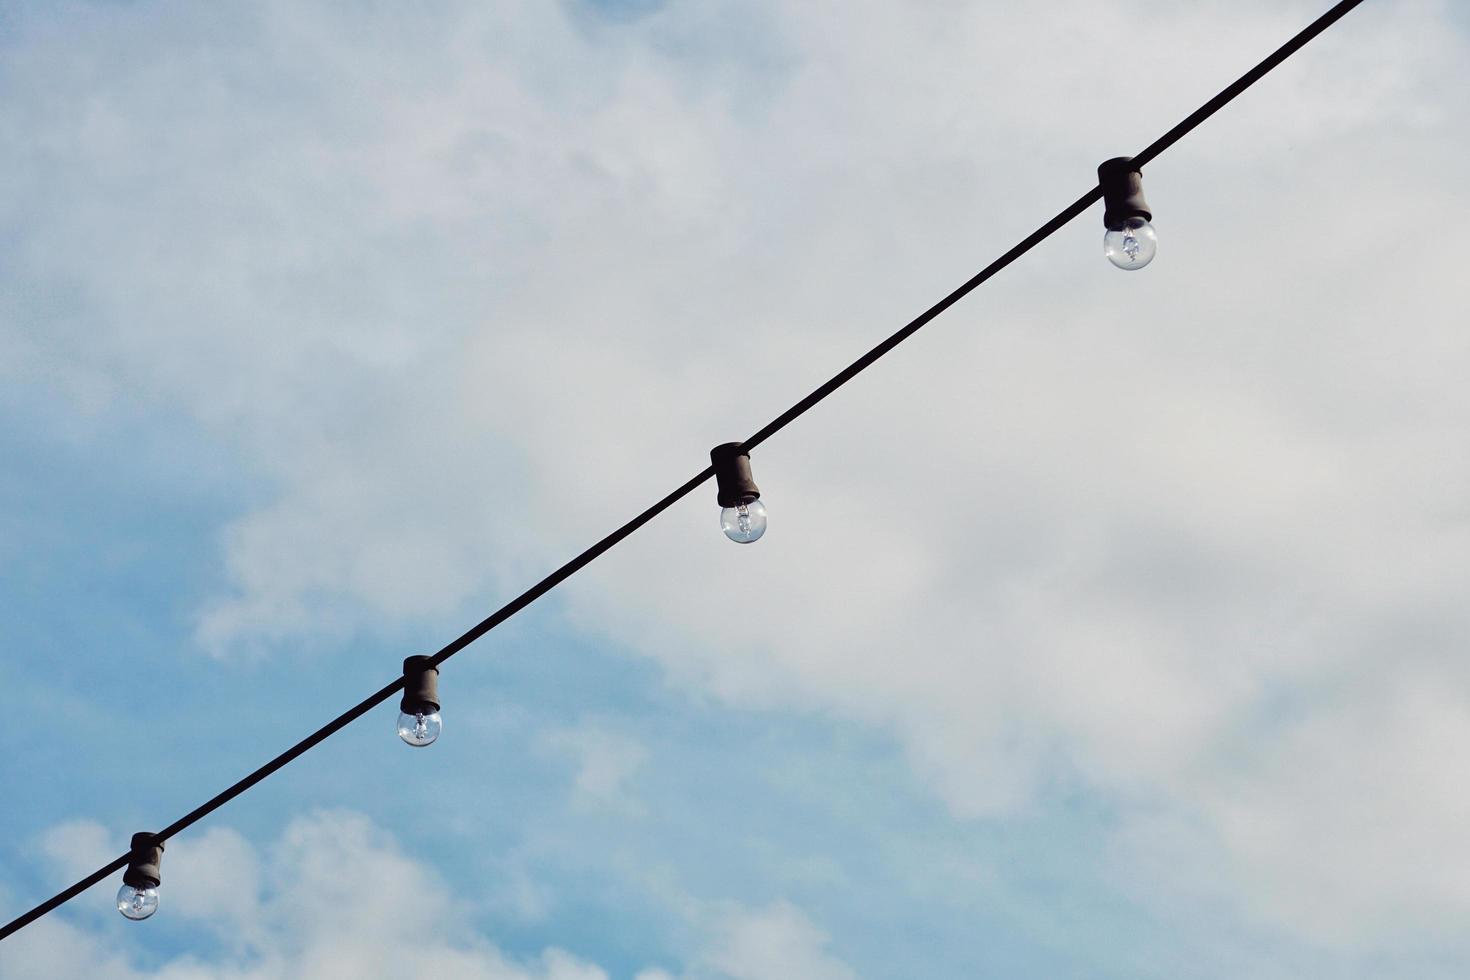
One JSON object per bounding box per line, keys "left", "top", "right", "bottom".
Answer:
{"left": 2, "top": 0, "right": 1469, "bottom": 977}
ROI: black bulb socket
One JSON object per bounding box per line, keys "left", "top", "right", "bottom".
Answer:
{"left": 123, "top": 832, "right": 164, "bottom": 890}
{"left": 400, "top": 656, "right": 440, "bottom": 715}
{"left": 1098, "top": 157, "right": 1152, "bottom": 231}
{"left": 710, "top": 443, "right": 760, "bottom": 508}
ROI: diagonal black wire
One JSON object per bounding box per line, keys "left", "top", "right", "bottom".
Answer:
{"left": 0, "top": 0, "right": 1368, "bottom": 944}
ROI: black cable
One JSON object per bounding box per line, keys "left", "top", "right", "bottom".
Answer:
{"left": 0, "top": 0, "right": 1368, "bottom": 944}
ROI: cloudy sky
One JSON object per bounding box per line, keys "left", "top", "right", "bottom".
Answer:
{"left": 2, "top": 0, "right": 1467, "bottom": 976}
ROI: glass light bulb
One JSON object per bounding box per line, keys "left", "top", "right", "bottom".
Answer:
{"left": 117, "top": 883, "right": 159, "bottom": 921}
{"left": 1104, "top": 216, "right": 1157, "bottom": 270}
{"left": 720, "top": 499, "right": 767, "bottom": 543}
{"left": 397, "top": 709, "right": 442, "bottom": 747}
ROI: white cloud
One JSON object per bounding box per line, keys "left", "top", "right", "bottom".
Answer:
{"left": 39, "top": 820, "right": 118, "bottom": 885}
{"left": 5, "top": 813, "right": 859, "bottom": 980}
{"left": 4, "top": 0, "right": 1470, "bottom": 959}
{"left": 694, "top": 901, "right": 856, "bottom": 980}
{"left": 156, "top": 827, "right": 263, "bottom": 949}
{"left": 3, "top": 811, "right": 612, "bottom": 980}
{"left": 1202, "top": 678, "right": 1470, "bottom": 944}
{"left": 539, "top": 722, "right": 649, "bottom": 814}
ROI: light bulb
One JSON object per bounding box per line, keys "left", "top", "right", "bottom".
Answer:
{"left": 720, "top": 499, "right": 767, "bottom": 543}
{"left": 1104, "top": 217, "right": 1157, "bottom": 270}
{"left": 117, "top": 883, "right": 159, "bottom": 921}
{"left": 397, "top": 709, "right": 442, "bottom": 747}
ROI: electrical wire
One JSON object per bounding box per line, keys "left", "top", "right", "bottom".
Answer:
{"left": 0, "top": 0, "right": 1368, "bottom": 944}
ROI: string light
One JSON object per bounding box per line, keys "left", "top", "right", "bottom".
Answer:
{"left": 711, "top": 443, "right": 767, "bottom": 544}
{"left": 116, "top": 834, "right": 163, "bottom": 922}
{"left": 397, "top": 656, "right": 442, "bottom": 747}
{"left": 1099, "top": 157, "right": 1157, "bottom": 270}
{"left": 0, "top": 0, "right": 1371, "bottom": 941}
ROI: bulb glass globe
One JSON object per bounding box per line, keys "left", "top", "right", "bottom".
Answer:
{"left": 117, "top": 884, "right": 159, "bottom": 921}
{"left": 1104, "top": 217, "right": 1157, "bottom": 270}
{"left": 720, "top": 499, "right": 767, "bottom": 543}
{"left": 397, "top": 709, "right": 442, "bottom": 747}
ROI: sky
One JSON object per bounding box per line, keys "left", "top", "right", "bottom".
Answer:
{"left": 1, "top": 0, "right": 1468, "bottom": 976}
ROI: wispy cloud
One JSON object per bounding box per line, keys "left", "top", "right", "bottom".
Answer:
{"left": 539, "top": 722, "right": 650, "bottom": 814}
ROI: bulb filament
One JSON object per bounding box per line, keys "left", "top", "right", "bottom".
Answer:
{"left": 413, "top": 713, "right": 429, "bottom": 739}
{"left": 736, "top": 503, "right": 752, "bottom": 534}
{"left": 1122, "top": 231, "right": 1141, "bottom": 262}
